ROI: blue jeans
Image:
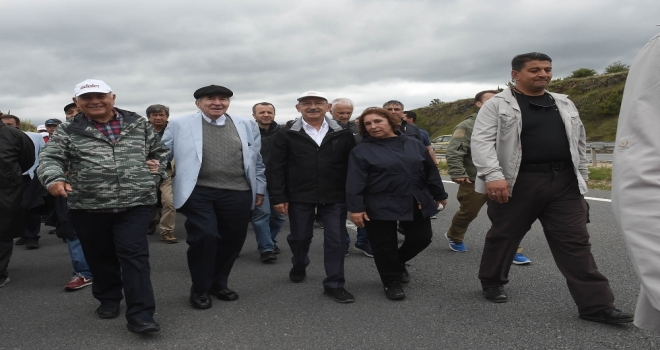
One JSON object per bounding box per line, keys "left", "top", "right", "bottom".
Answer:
{"left": 251, "top": 190, "right": 286, "bottom": 253}
{"left": 346, "top": 226, "right": 370, "bottom": 246}
{"left": 67, "top": 238, "right": 92, "bottom": 279}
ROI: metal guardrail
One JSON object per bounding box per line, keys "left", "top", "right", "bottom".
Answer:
{"left": 587, "top": 143, "right": 615, "bottom": 164}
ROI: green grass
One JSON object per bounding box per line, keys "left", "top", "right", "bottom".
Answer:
{"left": 588, "top": 166, "right": 612, "bottom": 190}
{"left": 437, "top": 160, "right": 448, "bottom": 175}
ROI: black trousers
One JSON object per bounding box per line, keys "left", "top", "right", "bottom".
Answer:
{"left": 178, "top": 186, "right": 252, "bottom": 292}
{"left": 478, "top": 167, "right": 614, "bottom": 315}
{"left": 22, "top": 176, "right": 41, "bottom": 240}
{"left": 70, "top": 205, "right": 155, "bottom": 320}
{"left": 365, "top": 202, "right": 433, "bottom": 284}
{"left": 0, "top": 240, "right": 13, "bottom": 278}
{"left": 287, "top": 202, "right": 347, "bottom": 288}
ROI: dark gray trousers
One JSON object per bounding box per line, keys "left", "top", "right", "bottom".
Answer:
{"left": 478, "top": 167, "right": 614, "bottom": 315}
{"left": 287, "top": 202, "right": 347, "bottom": 288}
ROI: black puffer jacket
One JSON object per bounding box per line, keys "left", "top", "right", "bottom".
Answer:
{"left": 346, "top": 134, "right": 447, "bottom": 220}
{"left": 268, "top": 116, "right": 356, "bottom": 204}
{"left": 0, "top": 121, "right": 36, "bottom": 239}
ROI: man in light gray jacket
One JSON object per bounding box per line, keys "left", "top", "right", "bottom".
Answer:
{"left": 471, "top": 52, "right": 633, "bottom": 324}
{"left": 613, "top": 32, "right": 660, "bottom": 332}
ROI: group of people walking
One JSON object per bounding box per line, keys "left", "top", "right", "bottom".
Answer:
{"left": 2, "top": 49, "right": 648, "bottom": 334}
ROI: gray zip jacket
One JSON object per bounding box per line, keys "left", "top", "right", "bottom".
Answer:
{"left": 471, "top": 88, "right": 589, "bottom": 196}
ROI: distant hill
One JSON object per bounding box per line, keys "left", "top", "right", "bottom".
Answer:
{"left": 415, "top": 71, "right": 628, "bottom": 142}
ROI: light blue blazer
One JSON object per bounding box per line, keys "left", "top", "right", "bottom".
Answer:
{"left": 161, "top": 111, "right": 266, "bottom": 209}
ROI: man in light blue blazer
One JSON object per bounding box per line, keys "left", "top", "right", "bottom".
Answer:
{"left": 161, "top": 85, "right": 266, "bottom": 310}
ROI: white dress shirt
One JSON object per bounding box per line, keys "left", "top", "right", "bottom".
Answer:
{"left": 202, "top": 113, "right": 226, "bottom": 125}
{"left": 301, "top": 117, "right": 329, "bottom": 146}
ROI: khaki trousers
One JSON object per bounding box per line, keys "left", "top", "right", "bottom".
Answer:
{"left": 150, "top": 170, "right": 176, "bottom": 235}
{"left": 446, "top": 182, "right": 487, "bottom": 243}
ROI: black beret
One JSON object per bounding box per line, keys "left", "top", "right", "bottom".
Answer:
{"left": 63, "top": 103, "right": 77, "bottom": 112}
{"left": 45, "top": 118, "right": 63, "bottom": 126}
{"left": 193, "top": 85, "right": 234, "bottom": 99}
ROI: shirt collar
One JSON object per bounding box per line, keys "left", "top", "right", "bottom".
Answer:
{"left": 84, "top": 109, "right": 120, "bottom": 124}
{"left": 301, "top": 116, "right": 328, "bottom": 131}
{"left": 202, "top": 112, "right": 226, "bottom": 124}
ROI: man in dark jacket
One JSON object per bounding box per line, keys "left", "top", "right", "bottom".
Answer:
{"left": 0, "top": 119, "right": 36, "bottom": 287}
{"left": 251, "top": 102, "right": 286, "bottom": 262}
{"left": 269, "top": 91, "right": 357, "bottom": 303}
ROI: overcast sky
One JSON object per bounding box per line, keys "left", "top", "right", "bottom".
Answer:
{"left": 1, "top": 0, "right": 658, "bottom": 126}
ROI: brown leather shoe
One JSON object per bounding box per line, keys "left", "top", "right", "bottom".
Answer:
{"left": 160, "top": 232, "right": 178, "bottom": 244}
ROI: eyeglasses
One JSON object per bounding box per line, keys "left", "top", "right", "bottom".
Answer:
{"left": 511, "top": 88, "right": 556, "bottom": 110}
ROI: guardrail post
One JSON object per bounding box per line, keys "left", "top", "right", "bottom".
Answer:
{"left": 591, "top": 145, "right": 597, "bottom": 165}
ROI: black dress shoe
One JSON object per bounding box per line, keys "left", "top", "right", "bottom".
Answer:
{"left": 210, "top": 288, "right": 239, "bottom": 301}
{"left": 289, "top": 268, "right": 306, "bottom": 283}
{"left": 324, "top": 287, "right": 355, "bottom": 303}
{"left": 400, "top": 267, "right": 410, "bottom": 284}
{"left": 96, "top": 304, "right": 120, "bottom": 319}
{"left": 126, "top": 318, "right": 161, "bottom": 333}
{"left": 273, "top": 244, "right": 281, "bottom": 254}
{"left": 189, "top": 287, "right": 212, "bottom": 309}
{"left": 383, "top": 281, "right": 406, "bottom": 300}
{"left": 260, "top": 251, "right": 277, "bottom": 262}
{"left": 579, "top": 308, "right": 634, "bottom": 324}
{"left": 25, "top": 238, "right": 39, "bottom": 250}
{"left": 483, "top": 286, "right": 508, "bottom": 303}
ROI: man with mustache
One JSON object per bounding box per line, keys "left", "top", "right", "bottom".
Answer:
{"left": 471, "top": 52, "right": 633, "bottom": 324}
{"left": 268, "top": 91, "right": 357, "bottom": 303}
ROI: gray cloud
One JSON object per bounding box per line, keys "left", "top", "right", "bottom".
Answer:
{"left": 1, "top": 0, "right": 658, "bottom": 124}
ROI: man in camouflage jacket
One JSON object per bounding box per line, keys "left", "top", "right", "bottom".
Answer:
{"left": 444, "top": 90, "right": 530, "bottom": 263}
{"left": 445, "top": 91, "right": 496, "bottom": 251}
{"left": 37, "top": 79, "right": 168, "bottom": 333}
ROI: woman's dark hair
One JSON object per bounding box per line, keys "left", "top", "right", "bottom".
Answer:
{"left": 357, "top": 107, "right": 400, "bottom": 137}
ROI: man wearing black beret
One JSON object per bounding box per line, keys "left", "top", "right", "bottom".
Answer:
{"left": 162, "top": 85, "right": 266, "bottom": 309}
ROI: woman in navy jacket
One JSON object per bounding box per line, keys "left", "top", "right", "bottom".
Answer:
{"left": 347, "top": 108, "right": 448, "bottom": 300}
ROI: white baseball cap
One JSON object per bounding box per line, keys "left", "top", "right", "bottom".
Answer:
{"left": 297, "top": 91, "right": 328, "bottom": 101}
{"left": 37, "top": 124, "right": 47, "bottom": 131}
{"left": 74, "top": 79, "right": 112, "bottom": 97}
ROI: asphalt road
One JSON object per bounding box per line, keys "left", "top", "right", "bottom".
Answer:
{"left": 2, "top": 181, "right": 658, "bottom": 350}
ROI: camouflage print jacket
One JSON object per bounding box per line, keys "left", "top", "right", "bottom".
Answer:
{"left": 37, "top": 108, "right": 169, "bottom": 210}
{"left": 446, "top": 113, "right": 477, "bottom": 181}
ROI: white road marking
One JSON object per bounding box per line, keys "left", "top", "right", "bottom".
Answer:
{"left": 441, "top": 180, "right": 612, "bottom": 202}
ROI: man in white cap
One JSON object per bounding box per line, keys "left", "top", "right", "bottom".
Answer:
{"left": 36, "top": 125, "right": 49, "bottom": 143}
{"left": 268, "top": 91, "right": 357, "bottom": 303}
{"left": 38, "top": 79, "right": 169, "bottom": 333}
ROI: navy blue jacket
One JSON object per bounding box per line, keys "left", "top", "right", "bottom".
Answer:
{"left": 346, "top": 134, "right": 447, "bottom": 220}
